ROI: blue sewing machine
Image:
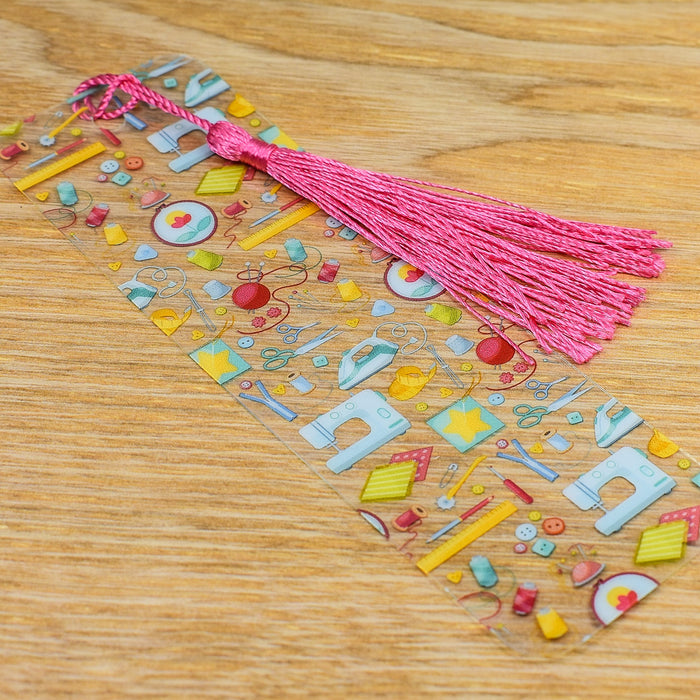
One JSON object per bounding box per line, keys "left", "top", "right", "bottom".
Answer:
{"left": 299, "top": 389, "right": 411, "bottom": 474}
{"left": 562, "top": 446, "right": 676, "bottom": 535}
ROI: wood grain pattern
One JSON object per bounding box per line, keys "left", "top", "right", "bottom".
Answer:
{"left": 0, "top": 1, "right": 698, "bottom": 697}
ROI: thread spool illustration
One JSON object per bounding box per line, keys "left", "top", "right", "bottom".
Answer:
{"left": 392, "top": 505, "right": 428, "bottom": 532}
{"left": 317, "top": 258, "right": 340, "bottom": 283}
{"left": 287, "top": 371, "right": 315, "bottom": 394}
{"left": 541, "top": 429, "right": 573, "bottom": 453}
{"left": 0, "top": 140, "right": 29, "bottom": 160}
{"left": 425, "top": 302, "right": 462, "bottom": 325}
{"left": 187, "top": 249, "right": 224, "bottom": 271}
{"left": 103, "top": 222, "right": 128, "bottom": 246}
{"left": 337, "top": 278, "right": 362, "bottom": 302}
{"left": 284, "top": 237, "right": 307, "bottom": 263}
{"left": 221, "top": 198, "right": 251, "bottom": 218}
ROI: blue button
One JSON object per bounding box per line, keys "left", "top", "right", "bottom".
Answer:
{"left": 515, "top": 523, "right": 537, "bottom": 541}
{"left": 111, "top": 171, "right": 132, "bottom": 186}
{"left": 100, "top": 159, "right": 120, "bottom": 174}
{"left": 532, "top": 538, "right": 556, "bottom": 557}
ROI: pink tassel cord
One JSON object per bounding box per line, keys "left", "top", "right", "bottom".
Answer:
{"left": 73, "top": 73, "right": 671, "bottom": 363}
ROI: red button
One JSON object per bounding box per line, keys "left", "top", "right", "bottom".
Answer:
{"left": 542, "top": 517, "right": 565, "bottom": 535}
{"left": 124, "top": 156, "right": 144, "bottom": 170}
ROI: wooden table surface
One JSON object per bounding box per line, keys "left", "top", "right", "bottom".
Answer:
{"left": 1, "top": 1, "right": 698, "bottom": 697}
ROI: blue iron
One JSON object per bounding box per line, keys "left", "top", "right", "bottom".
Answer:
{"left": 338, "top": 333, "right": 399, "bottom": 390}
{"left": 184, "top": 69, "right": 230, "bottom": 107}
{"left": 594, "top": 398, "right": 644, "bottom": 448}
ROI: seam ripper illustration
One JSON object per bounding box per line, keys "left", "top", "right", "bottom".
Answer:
{"left": 67, "top": 70, "right": 671, "bottom": 364}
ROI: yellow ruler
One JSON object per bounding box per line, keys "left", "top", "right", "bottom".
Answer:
{"left": 238, "top": 201, "right": 320, "bottom": 251}
{"left": 14, "top": 141, "right": 106, "bottom": 192}
{"left": 416, "top": 500, "right": 517, "bottom": 574}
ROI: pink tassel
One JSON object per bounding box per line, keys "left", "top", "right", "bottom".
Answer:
{"left": 73, "top": 73, "right": 671, "bottom": 363}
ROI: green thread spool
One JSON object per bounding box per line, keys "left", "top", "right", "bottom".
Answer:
{"left": 424, "top": 302, "right": 462, "bottom": 325}
{"left": 284, "top": 237, "right": 307, "bottom": 262}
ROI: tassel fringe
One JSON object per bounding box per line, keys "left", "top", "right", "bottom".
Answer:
{"left": 74, "top": 73, "right": 672, "bottom": 364}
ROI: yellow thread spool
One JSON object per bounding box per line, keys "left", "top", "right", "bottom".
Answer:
{"left": 103, "top": 223, "right": 128, "bottom": 245}
{"left": 187, "top": 249, "right": 223, "bottom": 270}
{"left": 536, "top": 608, "right": 568, "bottom": 639}
{"left": 337, "top": 278, "right": 362, "bottom": 302}
{"left": 425, "top": 302, "right": 462, "bottom": 325}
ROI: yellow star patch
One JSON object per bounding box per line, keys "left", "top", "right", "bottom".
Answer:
{"left": 189, "top": 339, "right": 251, "bottom": 385}
{"left": 443, "top": 407, "right": 491, "bottom": 444}
{"left": 196, "top": 349, "right": 238, "bottom": 382}
{"left": 427, "top": 396, "right": 505, "bottom": 453}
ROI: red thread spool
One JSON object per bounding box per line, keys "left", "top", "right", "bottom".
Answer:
{"left": 392, "top": 505, "right": 428, "bottom": 532}
{"left": 0, "top": 140, "right": 29, "bottom": 160}
{"left": 222, "top": 199, "right": 251, "bottom": 218}
{"left": 476, "top": 336, "right": 516, "bottom": 365}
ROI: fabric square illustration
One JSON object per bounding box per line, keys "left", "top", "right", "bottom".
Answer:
{"left": 189, "top": 339, "right": 251, "bottom": 385}
{"left": 427, "top": 396, "right": 504, "bottom": 452}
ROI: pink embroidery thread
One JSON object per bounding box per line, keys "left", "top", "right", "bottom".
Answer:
{"left": 73, "top": 73, "right": 671, "bottom": 363}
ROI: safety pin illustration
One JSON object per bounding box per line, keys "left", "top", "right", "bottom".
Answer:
{"left": 436, "top": 455, "right": 486, "bottom": 510}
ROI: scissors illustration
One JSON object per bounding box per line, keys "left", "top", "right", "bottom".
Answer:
{"left": 261, "top": 325, "right": 342, "bottom": 370}
{"left": 525, "top": 376, "right": 569, "bottom": 401}
{"left": 275, "top": 321, "right": 320, "bottom": 344}
{"left": 513, "top": 379, "right": 591, "bottom": 428}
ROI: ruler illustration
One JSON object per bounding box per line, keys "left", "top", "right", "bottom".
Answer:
{"left": 237, "top": 201, "right": 320, "bottom": 250}
{"left": 416, "top": 500, "right": 518, "bottom": 574}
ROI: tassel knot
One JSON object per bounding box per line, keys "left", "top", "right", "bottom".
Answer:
{"left": 207, "top": 120, "right": 278, "bottom": 172}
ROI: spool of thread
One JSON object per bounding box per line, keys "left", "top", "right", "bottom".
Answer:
{"left": 221, "top": 198, "right": 251, "bottom": 218}
{"left": 425, "top": 302, "right": 462, "bottom": 325}
{"left": 103, "top": 222, "right": 128, "bottom": 246}
{"left": 536, "top": 607, "right": 568, "bottom": 640}
{"left": 287, "top": 371, "right": 315, "bottom": 394}
{"left": 284, "top": 237, "right": 307, "bottom": 262}
{"left": 541, "top": 429, "right": 572, "bottom": 453}
{"left": 317, "top": 258, "right": 340, "bottom": 283}
{"left": 392, "top": 505, "right": 428, "bottom": 532}
{"left": 337, "top": 278, "right": 362, "bottom": 302}
{"left": 187, "top": 249, "right": 224, "bottom": 271}
{"left": 0, "top": 140, "right": 29, "bottom": 160}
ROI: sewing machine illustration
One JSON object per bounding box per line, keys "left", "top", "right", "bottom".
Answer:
{"left": 299, "top": 389, "right": 411, "bottom": 474}
{"left": 562, "top": 446, "right": 676, "bottom": 535}
{"left": 147, "top": 106, "right": 227, "bottom": 172}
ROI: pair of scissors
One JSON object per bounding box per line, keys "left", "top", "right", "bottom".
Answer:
{"left": 513, "top": 379, "right": 591, "bottom": 428}
{"left": 525, "top": 376, "right": 569, "bottom": 401}
{"left": 261, "top": 325, "right": 342, "bottom": 370}
{"left": 275, "top": 321, "right": 320, "bottom": 344}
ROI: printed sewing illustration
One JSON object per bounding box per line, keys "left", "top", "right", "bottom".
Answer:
{"left": 2, "top": 54, "right": 697, "bottom": 657}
